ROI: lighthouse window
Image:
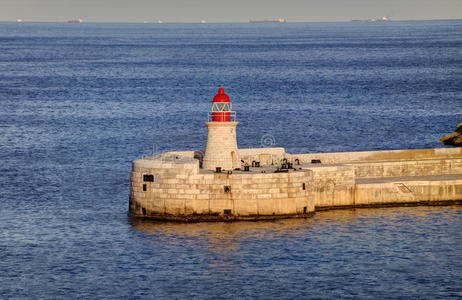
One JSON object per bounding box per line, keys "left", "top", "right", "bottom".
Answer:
{"left": 212, "top": 103, "right": 231, "bottom": 112}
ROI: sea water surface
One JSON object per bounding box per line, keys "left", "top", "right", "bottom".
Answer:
{"left": 1, "top": 21, "right": 462, "bottom": 299}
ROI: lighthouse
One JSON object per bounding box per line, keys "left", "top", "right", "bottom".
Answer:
{"left": 202, "top": 87, "right": 240, "bottom": 171}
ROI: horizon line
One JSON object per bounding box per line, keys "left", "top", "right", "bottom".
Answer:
{"left": 3, "top": 18, "right": 462, "bottom": 24}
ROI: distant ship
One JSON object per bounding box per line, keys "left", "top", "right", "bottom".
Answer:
{"left": 249, "top": 18, "right": 286, "bottom": 23}
{"left": 68, "top": 18, "right": 83, "bottom": 23}
{"left": 158, "top": 20, "right": 164, "bottom": 24}
{"left": 352, "top": 16, "right": 390, "bottom": 22}
{"left": 16, "top": 19, "right": 23, "bottom": 23}
{"left": 200, "top": 20, "right": 207, "bottom": 24}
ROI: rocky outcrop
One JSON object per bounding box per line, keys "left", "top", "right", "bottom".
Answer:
{"left": 440, "top": 123, "right": 462, "bottom": 146}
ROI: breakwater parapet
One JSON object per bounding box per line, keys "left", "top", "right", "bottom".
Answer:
{"left": 129, "top": 146, "right": 462, "bottom": 221}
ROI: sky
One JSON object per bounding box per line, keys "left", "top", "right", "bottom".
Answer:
{"left": 2, "top": 0, "right": 462, "bottom": 22}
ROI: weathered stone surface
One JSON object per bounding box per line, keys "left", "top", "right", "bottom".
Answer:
{"left": 203, "top": 122, "right": 240, "bottom": 170}
{"left": 440, "top": 123, "right": 462, "bottom": 146}
{"left": 129, "top": 147, "right": 462, "bottom": 221}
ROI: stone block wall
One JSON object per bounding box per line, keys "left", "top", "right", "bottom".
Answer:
{"left": 352, "top": 158, "right": 462, "bottom": 178}
{"left": 305, "top": 164, "right": 356, "bottom": 208}
{"left": 129, "top": 147, "right": 462, "bottom": 221}
{"left": 129, "top": 155, "right": 200, "bottom": 216}
{"left": 129, "top": 153, "right": 314, "bottom": 220}
{"left": 354, "top": 182, "right": 417, "bottom": 205}
{"left": 288, "top": 148, "right": 462, "bottom": 164}
{"left": 355, "top": 179, "right": 462, "bottom": 205}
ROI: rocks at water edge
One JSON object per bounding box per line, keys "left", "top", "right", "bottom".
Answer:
{"left": 440, "top": 123, "right": 462, "bottom": 146}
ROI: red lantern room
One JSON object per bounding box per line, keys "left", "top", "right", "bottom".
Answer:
{"left": 209, "top": 87, "right": 236, "bottom": 122}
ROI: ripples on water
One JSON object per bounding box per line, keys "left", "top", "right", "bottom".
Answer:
{"left": 0, "top": 21, "right": 462, "bottom": 299}
{"left": 2, "top": 207, "right": 461, "bottom": 299}
{"left": 131, "top": 207, "right": 462, "bottom": 299}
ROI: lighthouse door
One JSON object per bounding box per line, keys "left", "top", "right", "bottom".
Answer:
{"left": 231, "top": 151, "right": 237, "bottom": 168}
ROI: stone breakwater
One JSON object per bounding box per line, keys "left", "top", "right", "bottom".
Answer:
{"left": 129, "top": 147, "right": 462, "bottom": 221}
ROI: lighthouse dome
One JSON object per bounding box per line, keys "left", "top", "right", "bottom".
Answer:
{"left": 210, "top": 87, "right": 233, "bottom": 121}
{"left": 212, "top": 88, "right": 231, "bottom": 103}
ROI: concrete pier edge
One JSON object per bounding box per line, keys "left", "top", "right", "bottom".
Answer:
{"left": 129, "top": 147, "right": 462, "bottom": 222}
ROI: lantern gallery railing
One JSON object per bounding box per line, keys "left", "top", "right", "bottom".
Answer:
{"left": 207, "top": 111, "right": 236, "bottom": 122}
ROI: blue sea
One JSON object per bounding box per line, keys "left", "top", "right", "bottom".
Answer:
{"left": 1, "top": 21, "right": 462, "bottom": 299}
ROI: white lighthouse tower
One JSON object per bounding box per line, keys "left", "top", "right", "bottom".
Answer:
{"left": 202, "top": 87, "right": 240, "bottom": 171}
